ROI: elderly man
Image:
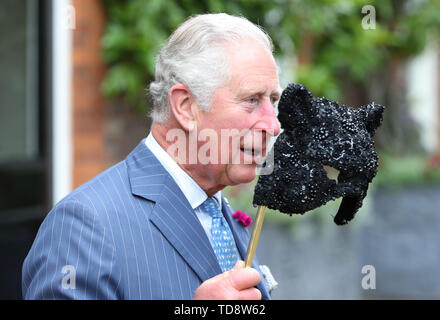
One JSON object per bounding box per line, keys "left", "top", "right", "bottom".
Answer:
{"left": 22, "top": 13, "right": 281, "bottom": 300}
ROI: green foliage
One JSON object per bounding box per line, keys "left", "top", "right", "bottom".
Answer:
{"left": 101, "top": 0, "right": 278, "bottom": 112}
{"left": 102, "top": 0, "right": 440, "bottom": 113}
{"left": 101, "top": 0, "right": 187, "bottom": 111}
{"left": 276, "top": 0, "right": 440, "bottom": 99}
{"left": 373, "top": 152, "right": 440, "bottom": 188}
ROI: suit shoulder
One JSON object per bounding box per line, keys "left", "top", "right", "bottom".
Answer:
{"left": 61, "top": 161, "right": 129, "bottom": 209}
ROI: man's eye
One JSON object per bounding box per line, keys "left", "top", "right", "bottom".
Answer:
{"left": 248, "top": 97, "right": 260, "bottom": 105}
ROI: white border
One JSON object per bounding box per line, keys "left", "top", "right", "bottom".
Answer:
{"left": 52, "top": 0, "right": 73, "bottom": 204}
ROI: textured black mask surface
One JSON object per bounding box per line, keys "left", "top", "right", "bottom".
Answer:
{"left": 253, "top": 83, "right": 384, "bottom": 225}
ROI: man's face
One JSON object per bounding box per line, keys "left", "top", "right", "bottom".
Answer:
{"left": 195, "top": 39, "right": 281, "bottom": 190}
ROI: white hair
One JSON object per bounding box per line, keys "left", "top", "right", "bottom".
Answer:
{"left": 148, "top": 13, "right": 274, "bottom": 123}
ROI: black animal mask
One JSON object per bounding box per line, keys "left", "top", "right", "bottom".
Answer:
{"left": 253, "top": 83, "right": 384, "bottom": 225}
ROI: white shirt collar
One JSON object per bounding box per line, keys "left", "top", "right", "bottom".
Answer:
{"left": 145, "top": 133, "right": 222, "bottom": 210}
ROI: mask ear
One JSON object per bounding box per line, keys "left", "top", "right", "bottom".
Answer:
{"left": 278, "top": 83, "right": 314, "bottom": 131}
{"left": 289, "top": 83, "right": 313, "bottom": 105}
{"left": 360, "top": 103, "right": 385, "bottom": 136}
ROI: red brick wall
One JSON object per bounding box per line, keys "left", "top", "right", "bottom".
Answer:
{"left": 72, "top": 0, "right": 106, "bottom": 188}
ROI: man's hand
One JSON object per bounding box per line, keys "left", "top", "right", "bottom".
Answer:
{"left": 193, "top": 260, "right": 262, "bottom": 300}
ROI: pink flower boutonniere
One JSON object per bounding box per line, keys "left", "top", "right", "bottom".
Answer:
{"left": 232, "top": 210, "right": 252, "bottom": 227}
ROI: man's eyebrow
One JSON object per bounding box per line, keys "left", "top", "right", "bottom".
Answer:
{"left": 239, "top": 87, "right": 281, "bottom": 98}
{"left": 270, "top": 88, "right": 282, "bottom": 100}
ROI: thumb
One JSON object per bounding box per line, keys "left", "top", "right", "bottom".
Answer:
{"left": 232, "top": 260, "right": 245, "bottom": 270}
{"left": 227, "top": 260, "right": 261, "bottom": 291}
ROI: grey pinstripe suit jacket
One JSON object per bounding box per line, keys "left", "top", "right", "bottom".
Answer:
{"left": 22, "top": 139, "right": 271, "bottom": 299}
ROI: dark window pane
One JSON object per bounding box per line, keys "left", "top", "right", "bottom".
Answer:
{"left": 0, "top": 0, "right": 39, "bottom": 161}
{"left": 0, "top": 162, "right": 46, "bottom": 212}
{"left": 0, "top": 0, "right": 50, "bottom": 299}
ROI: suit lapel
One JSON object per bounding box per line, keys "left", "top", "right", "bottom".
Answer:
{"left": 127, "top": 140, "right": 222, "bottom": 283}
{"left": 148, "top": 177, "right": 223, "bottom": 282}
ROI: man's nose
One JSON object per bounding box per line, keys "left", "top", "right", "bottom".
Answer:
{"left": 255, "top": 99, "right": 281, "bottom": 137}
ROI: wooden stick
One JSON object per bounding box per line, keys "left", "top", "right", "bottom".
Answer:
{"left": 244, "top": 205, "right": 267, "bottom": 268}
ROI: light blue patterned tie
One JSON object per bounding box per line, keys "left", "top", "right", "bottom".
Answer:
{"left": 201, "top": 197, "right": 239, "bottom": 272}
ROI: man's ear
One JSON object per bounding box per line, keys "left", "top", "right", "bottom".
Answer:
{"left": 168, "top": 83, "right": 199, "bottom": 132}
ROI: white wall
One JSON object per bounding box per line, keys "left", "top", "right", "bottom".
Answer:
{"left": 51, "top": 0, "right": 73, "bottom": 204}
{"left": 406, "top": 40, "right": 439, "bottom": 152}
